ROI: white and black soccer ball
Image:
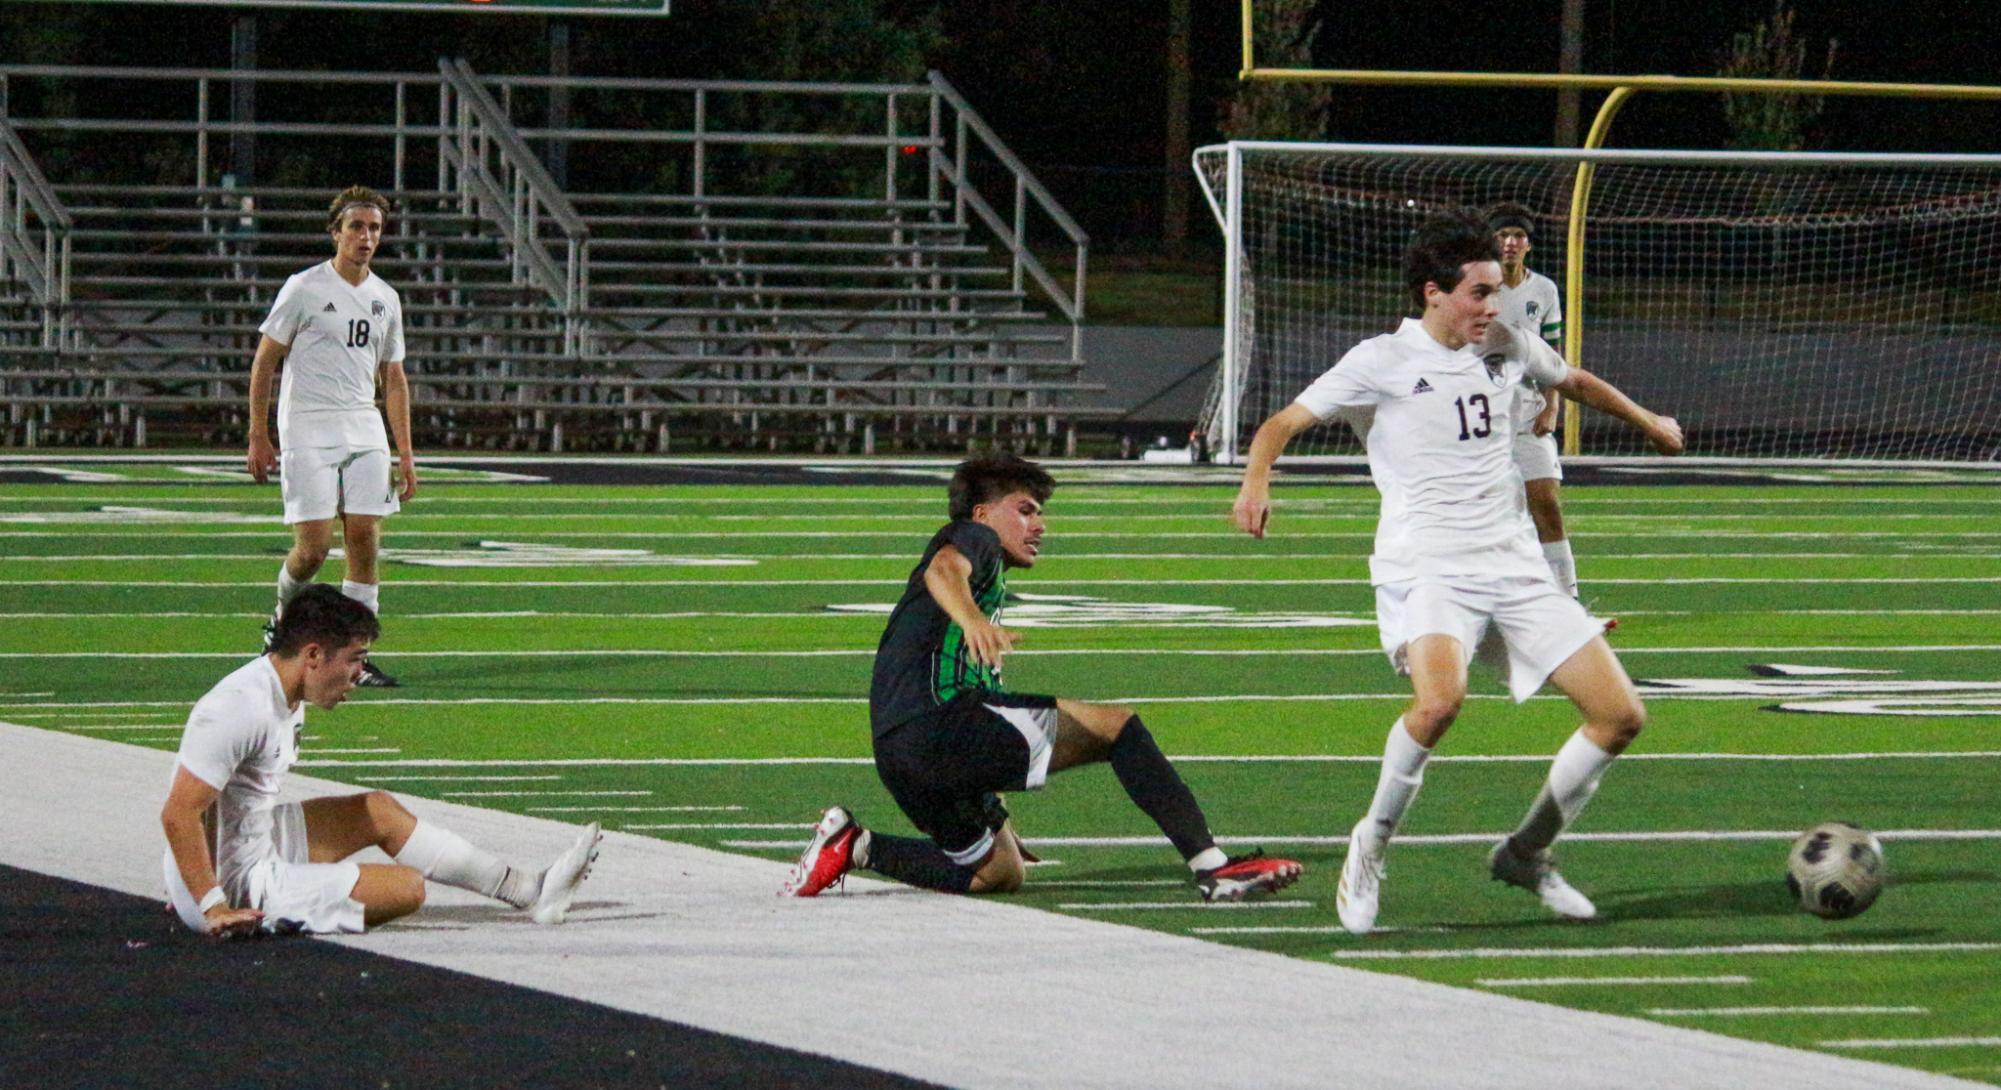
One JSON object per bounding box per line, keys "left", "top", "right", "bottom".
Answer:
{"left": 1785, "top": 821, "right": 1885, "bottom": 920}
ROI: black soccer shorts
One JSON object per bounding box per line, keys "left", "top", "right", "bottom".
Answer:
{"left": 871, "top": 691, "right": 1058, "bottom": 864}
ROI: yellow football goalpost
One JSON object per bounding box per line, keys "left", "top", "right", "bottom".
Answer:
{"left": 1237, "top": 0, "right": 2001, "bottom": 454}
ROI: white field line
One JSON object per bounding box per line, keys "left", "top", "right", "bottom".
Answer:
{"left": 10, "top": 607, "right": 2001, "bottom": 622}
{"left": 300, "top": 747, "right": 401, "bottom": 755}
{"left": 11, "top": 577, "right": 2001, "bottom": 589}
{"left": 1821, "top": 1037, "right": 2001, "bottom": 1049}
{"left": 0, "top": 491, "right": 1990, "bottom": 505}
{"left": 355, "top": 775, "right": 564, "bottom": 782}
{"left": 282, "top": 754, "right": 2001, "bottom": 770}
{"left": 1649, "top": 1006, "right": 1927, "bottom": 1017}
{"left": 1479, "top": 976, "right": 1754, "bottom": 988}
{"left": 0, "top": 508, "right": 1985, "bottom": 521}
{"left": 1029, "top": 879, "right": 1186, "bottom": 888}
{"left": 4, "top": 526, "right": 2001, "bottom": 538}
{"left": 527, "top": 806, "right": 746, "bottom": 813}
{"left": 439, "top": 790, "right": 654, "bottom": 798}
{"left": 1191, "top": 926, "right": 1453, "bottom": 935}
{"left": 17, "top": 550, "right": 2001, "bottom": 563}
{"left": 716, "top": 830, "right": 2001, "bottom": 850}
{"left": 1330, "top": 943, "right": 2001, "bottom": 961}
{"left": 11, "top": 644, "right": 2001, "bottom": 661}
{"left": 1057, "top": 901, "right": 1314, "bottom": 911}
{"left": 620, "top": 822, "right": 819, "bottom": 831}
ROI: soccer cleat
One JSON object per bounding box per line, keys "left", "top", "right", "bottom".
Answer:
{"left": 530, "top": 821, "right": 602, "bottom": 925}
{"left": 781, "top": 806, "right": 860, "bottom": 897}
{"left": 1196, "top": 850, "right": 1303, "bottom": 902}
{"left": 1489, "top": 839, "right": 1597, "bottom": 920}
{"left": 1336, "top": 820, "right": 1386, "bottom": 935}
{"left": 357, "top": 660, "right": 400, "bottom": 688}
{"left": 1601, "top": 616, "right": 1620, "bottom": 634}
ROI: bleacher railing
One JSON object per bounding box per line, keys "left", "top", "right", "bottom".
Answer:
{"left": 438, "top": 58, "right": 590, "bottom": 354}
{"left": 0, "top": 116, "right": 71, "bottom": 348}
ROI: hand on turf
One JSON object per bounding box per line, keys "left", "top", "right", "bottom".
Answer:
{"left": 1232, "top": 485, "right": 1272, "bottom": 539}
{"left": 247, "top": 433, "right": 278, "bottom": 484}
{"left": 396, "top": 452, "right": 419, "bottom": 502}
{"left": 963, "top": 617, "right": 1020, "bottom": 669}
{"left": 204, "top": 903, "right": 264, "bottom": 938}
{"left": 1647, "top": 415, "right": 1685, "bottom": 456}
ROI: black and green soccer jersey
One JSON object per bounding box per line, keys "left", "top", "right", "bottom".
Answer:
{"left": 870, "top": 520, "right": 1008, "bottom": 738}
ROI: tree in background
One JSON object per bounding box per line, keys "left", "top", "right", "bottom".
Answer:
{"left": 1717, "top": 0, "right": 1838, "bottom": 151}
{"left": 1218, "top": 0, "right": 1330, "bottom": 141}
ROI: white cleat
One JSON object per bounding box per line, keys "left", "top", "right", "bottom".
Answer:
{"left": 1336, "top": 820, "right": 1386, "bottom": 935}
{"left": 1489, "top": 839, "right": 1596, "bottom": 920}
{"left": 530, "top": 821, "right": 602, "bottom": 925}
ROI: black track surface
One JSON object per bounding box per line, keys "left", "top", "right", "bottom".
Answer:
{"left": 0, "top": 865, "right": 942, "bottom": 1090}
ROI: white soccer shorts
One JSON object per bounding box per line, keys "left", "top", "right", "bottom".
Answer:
{"left": 1511, "top": 430, "right": 1562, "bottom": 482}
{"left": 280, "top": 445, "right": 400, "bottom": 524}
{"left": 1375, "top": 575, "right": 1601, "bottom": 703}
{"left": 163, "top": 801, "right": 366, "bottom": 935}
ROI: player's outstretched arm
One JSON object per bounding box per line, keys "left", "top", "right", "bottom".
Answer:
{"left": 160, "top": 765, "right": 264, "bottom": 937}
{"left": 1233, "top": 403, "right": 1320, "bottom": 538}
{"left": 923, "top": 545, "right": 1020, "bottom": 668}
{"left": 245, "top": 336, "right": 289, "bottom": 483}
{"left": 381, "top": 360, "right": 418, "bottom": 501}
{"left": 1553, "top": 368, "right": 1684, "bottom": 455}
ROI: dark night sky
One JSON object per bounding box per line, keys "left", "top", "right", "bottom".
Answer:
{"left": 4, "top": 0, "right": 2000, "bottom": 242}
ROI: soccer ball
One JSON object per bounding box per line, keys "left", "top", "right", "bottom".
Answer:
{"left": 1785, "top": 822, "right": 1885, "bottom": 920}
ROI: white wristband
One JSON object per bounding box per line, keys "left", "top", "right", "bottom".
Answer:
{"left": 198, "top": 887, "right": 227, "bottom": 913}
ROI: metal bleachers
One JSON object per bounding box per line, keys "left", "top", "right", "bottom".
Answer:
{"left": 0, "top": 61, "right": 1103, "bottom": 452}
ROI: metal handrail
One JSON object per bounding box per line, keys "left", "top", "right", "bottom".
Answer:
{"left": 924, "top": 71, "right": 1087, "bottom": 357}
{"left": 437, "top": 58, "right": 590, "bottom": 352}
{"left": 0, "top": 116, "right": 72, "bottom": 347}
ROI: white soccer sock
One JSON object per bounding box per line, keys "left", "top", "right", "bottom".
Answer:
{"left": 1542, "top": 539, "right": 1579, "bottom": 597}
{"left": 1187, "top": 847, "right": 1229, "bottom": 873}
{"left": 276, "top": 567, "right": 307, "bottom": 616}
{"left": 1510, "top": 728, "right": 1618, "bottom": 854}
{"left": 341, "top": 580, "right": 380, "bottom": 614}
{"left": 1359, "top": 718, "right": 1431, "bottom": 851}
{"left": 394, "top": 820, "right": 540, "bottom": 908}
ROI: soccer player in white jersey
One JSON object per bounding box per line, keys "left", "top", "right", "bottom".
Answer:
{"left": 246, "top": 185, "right": 415, "bottom": 687}
{"left": 1231, "top": 210, "right": 1684, "bottom": 934}
{"left": 160, "top": 584, "right": 602, "bottom": 937}
{"left": 1488, "top": 203, "right": 1581, "bottom": 596}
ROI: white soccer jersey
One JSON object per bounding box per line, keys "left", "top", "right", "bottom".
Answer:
{"left": 260, "top": 261, "right": 406, "bottom": 449}
{"left": 1294, "top": 318, "right": 1568, "bottom": 584}
{"left": 1496, "top": 270, "right": 1564, "bottom": 431}
{"left": 171, "top": 656, "right": 305, "bottom": 893}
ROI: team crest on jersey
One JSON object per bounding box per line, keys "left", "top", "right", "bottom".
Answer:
{"left": 1483, "top": 355, "right": 1509, "bottom": 387}
{"left": 372, "top": 300, "right": 385, "bottom": 317}
{"left": 1526, "top": 301, "right": 1540, "bottom": 316}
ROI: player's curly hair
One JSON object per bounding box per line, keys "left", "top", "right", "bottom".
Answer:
{"left": 948, "top": 452, "right": 1055, "bottom": 521}
{"left": 327, "top": 185, "right": 391, "bottom": 231}
{"left": 1403, "top": 208, "right": 1501, "bottom": 312}
{"left": 270, "top": 584, "right": 381, "bottom": 657}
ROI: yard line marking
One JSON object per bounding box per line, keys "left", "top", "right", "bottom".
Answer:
{"left": 20, "top": 550, "right": 2001, "bottom": 562}
{"left": 1058, "top": 901, "right": 1313, "bottom": 911}
{"left": 1191, "top": 925, "right": 1452, "bottom": 935}
{"left": 528, "top": 806, "right": 745, "bottom": 813}
{"left": 12, "top": 607, "right": 2001, "bottom": 622}
{"left": 1332, "top": 943, "right": 2001, "bottom": 961}
{"left": 1649, "top": 1006, "right": 1927, "bottom": 1017}
{"left": 14, "top": 577, "right": 2001, "bottom": 589}
{"left": 48, "top": 724, "right": 196, "bottom": 732}
{"left": 440, "top": 790, "right": 654, "bottom": 798}
{"left": 1479, "top": 976, "right": 1753, "bottom": 988}
{"left": 1028, "top": 879, "right": 1185, "bottom": 888}
{"left": 703, "top": 830, "right": 2001, "bottom": 849}
{"left": 301, "top": 747, "right": 401, "bottom": 755}
{"left": 1820, "top": 1037, "right": 2001, "bottom": 1049}
{"left": 357, "top": 775, "right": 563, "bottom": 782}
{"left": 12, "top": 644, "right": 2001, "bottom": 660}
{"left": 621, "top": 822, "right": 816, "bottom": 831}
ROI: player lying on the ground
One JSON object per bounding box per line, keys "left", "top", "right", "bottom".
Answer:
{"left": 160, "top": 584, "right": 601, "bottom": 936}
{"left": 1232, "top": 209, "right": 1683, "bottom": 935}
{"left": 784, "top": 453, "right": 1301, "bottom": 902}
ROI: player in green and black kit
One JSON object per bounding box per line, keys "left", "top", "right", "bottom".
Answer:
{"left": 783, "top": 453, "right": 1302, "bottom": 901}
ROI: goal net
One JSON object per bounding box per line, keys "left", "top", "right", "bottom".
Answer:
{"left": 1194, "top": 142, "right": 2001, "bottom": 464}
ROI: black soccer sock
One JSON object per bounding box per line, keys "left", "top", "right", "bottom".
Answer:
{"left": 860, "top": 832, "right": 975, "bottom": 894}
{"left": 1108, "top": 716, "right": 1216, "bottom": 861}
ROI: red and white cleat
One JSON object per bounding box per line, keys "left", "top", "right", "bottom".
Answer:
{"left": 781, "top": 806, "right": 860, "bottom": 897}
{"left": 1197, "top": 850, "right": 1304, "bottom": 902}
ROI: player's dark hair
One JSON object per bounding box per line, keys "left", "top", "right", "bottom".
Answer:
{"left": 270, "top": 583, "right": 380, "bottom": 657}
{"left": 327, "top": 185, "right": 391, "bottom": 231}
{"left": 1486, "top": 201, "right": 1537, "bottom": 239}
{"left": 1403, "top": 209, "right": 1501, "bottom": 311}
{"left": 948, "top": 453, "right": 1055, "bottom": 521}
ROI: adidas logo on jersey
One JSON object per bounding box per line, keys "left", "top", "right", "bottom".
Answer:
{"left": 323, "top": 302, "right": 337, "bottom": 313}
{"left": 1411, "top": 377, "right": 1435, "bottom": 395}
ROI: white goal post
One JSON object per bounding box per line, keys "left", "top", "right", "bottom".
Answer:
{"left": 1194, "top": 141, "right": 2001, "bottom": 465}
